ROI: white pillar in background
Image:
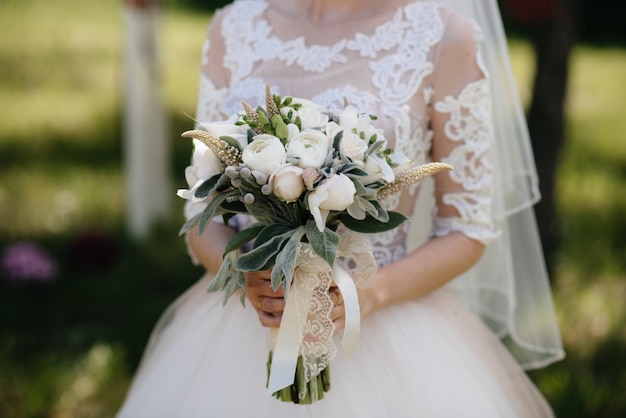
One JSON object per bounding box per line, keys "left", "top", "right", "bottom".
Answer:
{"left": 123, "top": 1, "right": 170, "bottom": 238}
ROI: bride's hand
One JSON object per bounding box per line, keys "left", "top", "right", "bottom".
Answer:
{"left": 246, "top": 271, "right": 347, "bottom": 333}
{"left": 246, "top": 270, "right": 285, "bottom": 328}
{"left": 329, "top": 286, "right": 346, "bottom": 334}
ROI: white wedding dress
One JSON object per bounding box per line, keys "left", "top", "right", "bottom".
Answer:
{"left": 117, "top": 1, "right": 564, "bottom": 416}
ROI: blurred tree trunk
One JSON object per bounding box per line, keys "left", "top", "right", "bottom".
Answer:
{"left": 503, "top": 0, "right": 580, "bottom": 274}
{"left": 123, "top": 0, "right": 170, "bottom": 238}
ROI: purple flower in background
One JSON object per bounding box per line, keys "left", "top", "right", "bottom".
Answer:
{"left": 1, "top": 242, "right": 58, "bottom": 284}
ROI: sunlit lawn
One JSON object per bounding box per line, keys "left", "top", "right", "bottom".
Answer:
{"left": 1, "top": 1, "right": 625, "bottom": 417}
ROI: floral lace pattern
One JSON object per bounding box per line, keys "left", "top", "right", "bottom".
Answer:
{"left": 433, "top": 79, "right": 499, "bottom": 243}
{"left": 192, "top": 0, "right": 498, "bottom": 267}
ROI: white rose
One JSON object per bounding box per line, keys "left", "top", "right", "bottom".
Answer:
{"left": 338, "top": 105, "right": 359, "bottom": 132}
{"left": 340, "top": 129, "right": 368, "bottom": 161}
{"left": 286, "top": 129, "right": 330, "bottom": 169}
{"left": 176, "top": 139, "right": 223, "bottom": 203}
{"left": 361, "top": 153, "right": 395, "bottom": 184}
{"left": 339, "top": 105, "right": 384, "bottom": 144}
{"left": 286, "top": 123, "right": 300, "bottom": 141}
{"left": 188, "top": 139, "right": 223, "bottom": 183}
{"left": 242, "top": 134, "right": 287, "bottom": 174}
{"left": 269, "top": 164, "right": 305, "bottom": 202}
{"left": 308, "top": 174, "right": 356, "bottom": 232}
{"left": 201, "top": 118, "right": 246, "bottom": 138}
{"left": 281, "top": 98, "right": 328, "bottom": 130}
{"left": 389, "top": 152, "right": 413, "bottom": 175}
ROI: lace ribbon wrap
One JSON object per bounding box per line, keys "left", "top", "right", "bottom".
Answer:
{"left": 267, "top": 234, "right": 377, "bottom": 399}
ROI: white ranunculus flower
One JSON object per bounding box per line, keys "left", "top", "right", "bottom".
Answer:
{"left": 308, "top": 174, "right": 356, "bottom": 232}
{"left": 242, "top": 134, "right": 287, "bottom": 174}
{"left": 286, "top": 129, "right": 330, "bottom": 169}
{"left": 269, "top": 164, "right": 304, "bottom": 202}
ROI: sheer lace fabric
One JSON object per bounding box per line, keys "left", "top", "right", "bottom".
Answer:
{"left": 194, "top": 0, "right": 496, "bottom": 263}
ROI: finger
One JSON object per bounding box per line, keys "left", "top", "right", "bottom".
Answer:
{"left": 257, "top": 310, "right": 282, "bottom": 328}
{"left": 330, "top": 304, "right": 344, "bottom": 322}
{"left": 258, "top": 296, "right": 286, "bottom": 314}
{"left": 333, "top": 317, "right": 345, "bottom": 335}
{"left": 248, "top": 276, "right": 284, "bottom": 298}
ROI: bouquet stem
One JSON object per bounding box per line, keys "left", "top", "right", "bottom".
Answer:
{"left": 267, "top": 351, "right": 331, "bottom": 404}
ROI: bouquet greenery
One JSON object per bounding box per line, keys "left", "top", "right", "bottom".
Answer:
{"left": 177, "top": 85, "right": 451, "bottom": 404}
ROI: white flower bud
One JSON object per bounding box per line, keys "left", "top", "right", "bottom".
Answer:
{"left": 269, "top": 164, "right": 305, "bottom": 203}
{"left": 308, "top": 174, "right": 356, "bottom": 232}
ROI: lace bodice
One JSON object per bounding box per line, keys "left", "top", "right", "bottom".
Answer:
{"left": 190, "top": 0, "right": 498, "bottom": 267}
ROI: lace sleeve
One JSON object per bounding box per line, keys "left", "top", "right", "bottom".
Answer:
{"left": 195, "top": 9, "right": 230, "bottom": 125}
{"left": 429, "top": 11, "right": 499, "bottom": 245}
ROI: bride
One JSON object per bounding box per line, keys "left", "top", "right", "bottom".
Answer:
{"left": 117, "top": 0, "right": 565, "bottom": 416}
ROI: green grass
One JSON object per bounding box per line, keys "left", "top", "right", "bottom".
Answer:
{"left": 1, "top": 2, "right": 625, "bottom": 417}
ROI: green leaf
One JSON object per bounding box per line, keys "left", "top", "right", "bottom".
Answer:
{"left": 369, "top": 199, "right": 390, "bottom": 222}
{"left": 221, "top": 198, "right": 247, "bottom": 214}
{"left": 332, "top": 130, "right": 343, "bottom": 153}
{"left": 271, "top": 226, "right": 306, "bottom": 294}
{"left": 236, "top": 229, "right": 294, "bottom": 272}
{"left": 254, "top": 224, "right": 293, "bottom": 249}
{"left": 337, "top": 211, "right": 409, "bottom": 234}
{"left": 194, "top": 173, "right": 223, "bottom": 199}
{"left": 306, "top": 220, "right": 339, "bottom": 269}
{"left": 366, "top": 139, "right": 385, "bottom": 156}
{"left": 197, "top": 189, "right": 239, "bottom": 234}
{"left": 339, "top": 164, "right": 368, "bottom": 178}
{"left": 208, "top": 250, "right": 246, "bottom": 306}
{"left": 224, "top": 223, "right": 266, "bottom": 255}
{"left": 219, "top": 135, "right": 243, "bottom": 151}
{"left": 272, "top": 114, "right": 289, "bottom": 142}
{"left": 179, "top": 213, "right": 200, "bottom": 235}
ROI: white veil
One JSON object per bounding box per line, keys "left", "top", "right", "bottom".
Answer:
{"left": 428, "top": 0, "right": 565, "bottom": 368}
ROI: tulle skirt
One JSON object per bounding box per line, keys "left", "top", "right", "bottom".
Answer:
{"left": 117, "top": 272, "right": 554, "bottom": 417}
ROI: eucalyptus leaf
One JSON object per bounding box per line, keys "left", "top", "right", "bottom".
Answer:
{"left": 271, "top": 226, "right": 306, "bottom": 294}
{"left": 194, "top": 173, "right": 223, "bottom": 199}
{"left": 208, "top": 250, "right": 246, "bottom": 305}
{"left": 332, "top": 130, "right": 343, "bottom": 153}
{"left": 340, "top": 164, "right": 368, "bottom": 178}
{"left": 197, "top": 189, "right": 240, "bottom": 234}
{"left": 179, "top": 213, "right": 200, "bottom": 235}
{"left": 254, "top": 224, "right": 293, "bottom": 249}
{"left": 369, "top": 199, "right": 390, "bottom": 222}
{"left": 366, "top": 139, "right": 385, "bottom": 156}
{"left": 338, "top": 211, "right": 409, "bottom": 234}
{"left": 224, "top": 223, "right": 266, "bottom": 255}
{"left": 305, "top": 220, "right": 339, "bottom": 269}
{"left": 219, "top": 135, "right": 244, "bottom": 151}
{"left": 236, "top": 229, "right": 294, "bottom": 272}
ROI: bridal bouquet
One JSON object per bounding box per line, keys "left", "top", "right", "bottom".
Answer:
{"left": 177, "top": 85, "right": 451, "bottom": 404}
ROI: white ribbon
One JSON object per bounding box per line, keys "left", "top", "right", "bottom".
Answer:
{"left": 266, "top": 275, "right": 314, "bottom": 395}
{"left": 332, "top": 262, "right": 361, "bottom": 357}
{"left": 267, "top": 236, "right": 376, "bottom": 394}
